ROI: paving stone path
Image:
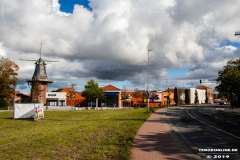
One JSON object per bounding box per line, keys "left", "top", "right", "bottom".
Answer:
{"left": 130, "top": 108, "right": 188, "bottom": 160}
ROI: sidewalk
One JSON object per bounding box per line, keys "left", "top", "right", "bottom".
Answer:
{"left": 130, "top": 108, "right": 189, "bottom": 160}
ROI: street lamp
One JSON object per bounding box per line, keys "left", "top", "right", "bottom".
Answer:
{"left": 147, "top": 49, "right": 152, "bottom": 112}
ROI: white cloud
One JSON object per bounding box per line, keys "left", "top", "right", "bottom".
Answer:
{"left": 0, "top": 0, "right": 239, "bottom": 93}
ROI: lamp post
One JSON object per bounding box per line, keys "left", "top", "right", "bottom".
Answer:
{"left": 147, "top": 49, "right": 152, "bottom": 112}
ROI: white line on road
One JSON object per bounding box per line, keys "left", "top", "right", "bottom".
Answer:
{"left": 187, "top": 108, "right": 240, "bottom": 140}
{"left": 227, "top": 121, "right": 238, "bottom": 125}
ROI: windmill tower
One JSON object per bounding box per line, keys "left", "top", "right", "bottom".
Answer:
{"left": 20, "top": 43, "right": 59, "bottom": 104}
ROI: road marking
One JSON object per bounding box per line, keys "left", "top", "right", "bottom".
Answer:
{"left": 203, "top": 108, "right": 211, "bottom": 115}
{"left": 203, "top": 108, "right": 237, "bottom": 124}
{"left": 227, "top": 121, "right": 238, "bottom": 125}
{"left": 187, "top": 108, "right": 240, "bottom": 140}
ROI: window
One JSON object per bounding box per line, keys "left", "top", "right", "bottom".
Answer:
{"left": 48, "top": 94, "right": 56, "bottom": 96}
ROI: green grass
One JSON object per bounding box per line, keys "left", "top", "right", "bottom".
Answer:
{"left": 0, "top": 108, "right": 154, "bottom": 160}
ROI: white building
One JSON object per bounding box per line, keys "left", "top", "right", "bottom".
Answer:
{"left": 190, "top": 88, "right": 206, "bottom": 104}
{"left": 46, "top": 92, "right": 67, "bottom": 106}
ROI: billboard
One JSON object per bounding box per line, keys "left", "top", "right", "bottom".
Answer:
{"left": 14, "top": 103, "right": 44, "bottom": 121}
{"left": 154, "top": 93, "right": 162, "bottom": 102}
{"left": 34, "top": 105, "right": 44, "bottom": 121}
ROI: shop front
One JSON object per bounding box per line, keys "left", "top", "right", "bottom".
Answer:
{"left": 101, "top": 85, "right": 122, "bottom": 107}
{"left": 46, "top": 92, "right": 66, "bottom": 106}
{"left": 103, "top": 92, "right": 119, "bottom": 107}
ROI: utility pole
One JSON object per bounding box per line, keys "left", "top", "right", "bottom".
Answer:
{"left": 166, "top": 79, "right": 168, "bottom": 108}
{"left": 147, "top": 50, "right": 152, "bottom": 112}
{"left": 234, "top": 30, "right": 240, "bottom": 59}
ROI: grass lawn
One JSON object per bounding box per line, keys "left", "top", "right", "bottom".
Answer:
{"left": 0, "top": 108, "right": 156, "bottom": 160}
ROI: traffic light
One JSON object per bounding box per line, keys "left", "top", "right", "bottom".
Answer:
{"left": 200, "top": 80, "right": 202, "bottom": 85}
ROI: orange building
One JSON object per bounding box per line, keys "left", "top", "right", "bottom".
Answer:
{"left": 62, "top": 88, "right": 88, "bottom": 107}
{"left": 121, "top": 92, "right": 165, "bottom": 107}
{"left": 162, "top": 92, "right": 174, "bottom": 106}
{"left": 51, "top": 85, "right": 176, "bottom": 107}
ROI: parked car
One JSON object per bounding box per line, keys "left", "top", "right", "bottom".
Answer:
{"left": 220, "top": 101, "right": 226, "bottom": 105}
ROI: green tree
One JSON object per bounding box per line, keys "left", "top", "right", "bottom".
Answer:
{"left": 98, "top": 88, "right": 106, "bottom": 109}
{"left": 213, "top": 94, "right": 218, "bottom": 100}
{"left": 0, "top": 98, "right": 10, "bottom": 109}
{"left": 132, "top": 88, "right": 141, "bottom": 107}
{"left": 142, "top": 91, "right": 147, "bottom": 99}
{"left": 174, "top": 87, "right": 178, "bottom": 106}
{"left": 0, "top": 56, "right": 19, "bottom": 100}
{"left": 81, "top": 79, "right": 100, "bottom": 107}
{"left": 185, "top": 89, "right": 190, "bottom": 104}
{"left": 205, "top": 90, "right": 209, "bottom": 103}
{"left": 216, "top": 58, "right": 240, "bottom": 107}
{"left": 51, "top": 88, "right": 63, "bottom": 92}
{"left": 195, "top": 90, "right": 199, "bottom": 104}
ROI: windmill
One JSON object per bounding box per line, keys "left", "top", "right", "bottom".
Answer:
{"left": 20, "top": 43, "right": 59, "bottom": 104}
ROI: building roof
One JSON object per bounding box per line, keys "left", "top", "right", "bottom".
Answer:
{"left": 61, "top": 88, "right": 72, "bottom": 92}
{"left": 196, "top": 85, "right": 212, "bottom": 89}
{"left": 101, "top": 85, "right": 121, "bottom": 91}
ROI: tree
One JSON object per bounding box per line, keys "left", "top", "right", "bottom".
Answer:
{"left": 216, "top": 58, "right": 240, "bottom": 107}
{"left": 195, "top": 90, "right": 199, "bottom": 104}
{"left": 0, "top": 98, "right": 9, "bottom": 109}
{"left": 149, "top": 93, "right": 158, "bottom": 99}
{"left": 51, "top": 88, "right": 63, "bottom": 92}
{"left": 213, "top": 94, "right": 218, "bottom": 100}
{"left": 185, "top": 89, "right": 190, "bottom": 104}
{"left": 142, "top": 91, "right": 147, "bottom": 99}
{"left": 0, "top": 56, "right": 19, "bottom": 100}
{"left": 205, "top": 90, "right": 209, "bottom": 103}
{"left": 81, "top": 79, "right": 100, "bottom": 107}
{"left": 174, "top": 87, "right": 178, "bottom": 106}
{"left": 98, "top": 88, "right": 106, "bottom": 109}
{"left": 121, "top": 87, "right": 128, "bottom": 100}
{"left": 67, "top": 83, "right": 77, "bottom": 107}
{"left": 132, "top": 88, "right": 141, "bottom": 107}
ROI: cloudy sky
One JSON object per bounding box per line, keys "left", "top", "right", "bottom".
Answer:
{"left": 1, "top": 0, "right": 240, "bottom": 94}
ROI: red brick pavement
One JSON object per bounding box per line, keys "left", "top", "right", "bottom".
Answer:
{"left": 130, "top": 108, "right": 188, "bottom": 160}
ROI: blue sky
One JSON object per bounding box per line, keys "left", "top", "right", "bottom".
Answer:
{"left": 59, "top": 0, "right": 91, "bottom": 13}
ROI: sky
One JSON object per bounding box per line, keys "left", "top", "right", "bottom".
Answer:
{"left": 1, "top": 0, "right": 240, "bottom": 94}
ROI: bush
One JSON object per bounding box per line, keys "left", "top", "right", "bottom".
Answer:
{"left": 231, "top": 98, "right": 237, "bottom": 106}
{"left": 0, "top": 99, "right": 9, "bottom": 110}
{"left": 149, "top": 107, "right": 160, "bottom": 113}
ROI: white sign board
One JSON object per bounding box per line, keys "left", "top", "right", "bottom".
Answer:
{"left": 14, "top": 103, "right": 43, "bottom": 119}
{"left": 154, "top": 93, "right": 162, "bottom": 102}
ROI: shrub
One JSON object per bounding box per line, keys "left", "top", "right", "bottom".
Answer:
{"left": 0, "top": 99, "right": 9, "bottom": 110}
{"left": 231, "top": 98, "right": 237, "bottom": 106}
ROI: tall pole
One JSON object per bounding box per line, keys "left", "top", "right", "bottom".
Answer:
{"left": 166, "top": 79, "right": 168, "bottom": 108}
{"left": 147, "top": 49, "right": 151, "bottom": 112}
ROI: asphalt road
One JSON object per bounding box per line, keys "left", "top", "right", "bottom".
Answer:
{"left": 169, "top": 104, "right": 240, "bottom": 160}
